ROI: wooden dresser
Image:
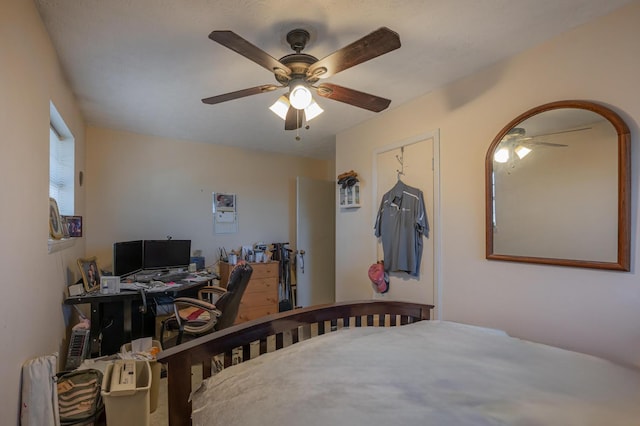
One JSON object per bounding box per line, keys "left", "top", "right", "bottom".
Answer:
{"left": 219, "top": 261, "right": 279, "bottom": 324}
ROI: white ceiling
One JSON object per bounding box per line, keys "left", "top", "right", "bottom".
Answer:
{"left": 35, "top": 0, "right": 632, "bottom": 160}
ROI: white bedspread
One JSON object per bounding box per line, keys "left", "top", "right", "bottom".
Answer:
{"left": 191, "top": 321, "right": 640, "bottom": 425}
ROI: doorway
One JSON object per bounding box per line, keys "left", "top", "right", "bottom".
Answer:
{"left": 295, "top": 176, "right": 336, "bottom": 307}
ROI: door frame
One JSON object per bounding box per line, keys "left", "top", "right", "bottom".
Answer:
{"left": 371, "top": 129, "right": 442, "bottom": 319}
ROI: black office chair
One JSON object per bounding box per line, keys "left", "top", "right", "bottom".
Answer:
{"left": 160, "top": 263, "right": 253, "bottom": 348}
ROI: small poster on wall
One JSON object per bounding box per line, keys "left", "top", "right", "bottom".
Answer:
{"left": 213, "top": 192, "right": 238, "bottom": 234}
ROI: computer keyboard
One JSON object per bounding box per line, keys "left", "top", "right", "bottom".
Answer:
{"left": 123, "top": 270, "right": 190, "bottom": 283}
{"left": 157, "top": 271, "right": 190, "bottom": 283}
{"left": 119, "top": 282, "right": 148, "bottom": 291}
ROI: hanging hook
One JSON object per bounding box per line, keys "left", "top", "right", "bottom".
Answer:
{"left": 396, "top": 146, "right": 405, "bottom": 180}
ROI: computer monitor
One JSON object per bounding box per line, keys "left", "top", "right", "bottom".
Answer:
{"left": 113, "top": 240, "right": 143, "bottom": 276}
{"left": 143, "top": 239, "right": 191, "bottom": 270}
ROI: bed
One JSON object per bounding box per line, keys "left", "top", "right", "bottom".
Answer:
{"left": 157, "top": 301, "right": 640, "bottom": 426}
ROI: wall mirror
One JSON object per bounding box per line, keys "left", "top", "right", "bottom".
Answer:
{"left": 485, "top": 100, "right": 630, "bottom": 271}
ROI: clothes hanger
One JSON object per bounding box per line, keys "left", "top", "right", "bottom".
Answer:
{"left": 396, "top": 146, "right": 405, "bottom": 182}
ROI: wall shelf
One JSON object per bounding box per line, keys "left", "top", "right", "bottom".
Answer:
{"left": 48, "top": 237, "right": 77, "bottom": 254}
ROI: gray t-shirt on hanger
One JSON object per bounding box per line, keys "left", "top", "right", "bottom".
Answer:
{"left": 374, "top": 181, "right": 429, "bottom": 276}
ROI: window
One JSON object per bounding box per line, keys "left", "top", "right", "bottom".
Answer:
{"left": 49, "top": 101, "right": 75, "bottom": 216}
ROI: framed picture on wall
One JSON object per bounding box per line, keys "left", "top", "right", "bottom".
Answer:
{"left": 49, "top": 197, "right": 64, "bottom": 239}
{"left": 63, "top": 215, "right": 83, "bottom": 237}
{"left": 214, "top": 193, "right": 236, "bottom": 212}
{"left": 213, "top": 192, "right": 238, "bottom": 233}
{"left": 77, "top": 256, "right": 101, "bottom": 293}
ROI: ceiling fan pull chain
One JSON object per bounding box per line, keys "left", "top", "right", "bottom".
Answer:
{"left": 295, "top": 109, "right": 301, "bottom": 141}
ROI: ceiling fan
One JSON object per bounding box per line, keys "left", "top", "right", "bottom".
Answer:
{"left": 495, "top": 126, "right": 590, "bottom": 165}
{"left": 201, "top": 27, "right": 401, "bottom": 131}
{"left": 502, "top": 126, "right": 593, "bottom": 148}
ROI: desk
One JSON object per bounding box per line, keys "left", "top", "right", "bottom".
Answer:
{"left": 64, "top": 276, "right": 217, "bottom": 356}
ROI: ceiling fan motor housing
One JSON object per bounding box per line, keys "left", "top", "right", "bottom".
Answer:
{"left": 287, "top": 29, "right": 310, "bottom": 53}
{"left": 275, "top": 53, "right": 319, "bottom": 85}
{"left": 274, "top": 29, "right": 321, "bottom": 86}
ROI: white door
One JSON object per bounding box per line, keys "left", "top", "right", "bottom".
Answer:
{"left": 373, "top": 134, "right": 439, "bottom": 315}
{"left": 296, "top": 177, "right": 336, "bottom": 307}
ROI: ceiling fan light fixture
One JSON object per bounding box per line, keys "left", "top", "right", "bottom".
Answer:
{"left": 304, "top": 99, "right": 324, "bottom": 121}
{"left": 515, "top": 145, "right": 532, "bottom": 159}
{"left": 494, "top": 147, "right": 509, "bottom": 163}
{"left": 269, "top": 95, "right": 290, "bottom": 120}
{"left": 289, "top": 82, "right": 312, "bottom": 110}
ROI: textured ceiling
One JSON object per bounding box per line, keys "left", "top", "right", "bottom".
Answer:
{"left": 35, "top": 0, "right": 632, "bottom": 160}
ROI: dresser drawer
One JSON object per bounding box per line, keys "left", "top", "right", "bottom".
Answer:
{"left": 246, "top": 277, "right": 278, "bottom": 294}
{"left": 249, "top": 262, "right": 279, "bottom": 279}
{"left": 219, "top": 261, "right": 279, "bottom": 286}
{"left": 240, "top": 289, "right": 278, "bottom": 309}
{"left": 236, "top": 305, "right": 279, "bottom": 323}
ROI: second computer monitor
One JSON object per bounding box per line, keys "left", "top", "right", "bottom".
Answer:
{"left": 113, "top": 240, "right": 144, "bottom": 276}
{"left": 143, "top": 239, "right": 191, "bottom": 270}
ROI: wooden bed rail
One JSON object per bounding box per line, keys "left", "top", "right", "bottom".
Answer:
{"left": 157, "top": 300, "right": 434, "bottom": 426}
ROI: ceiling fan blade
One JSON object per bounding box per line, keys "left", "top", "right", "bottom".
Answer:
{"left": 527, "top": 141, "right": 569, "bottom": 147}
{"left": 209, "top": 31, "right": 291, "bottom": 77}
{"left": 307, "top": 27, "right": 400, "bottom": 80}
{"left": 519, "top": 127, "right": 592, "bottom": 141}
{"left": 535, "top": 127, "right": 592, "bottom": 138}
{"left": 284, "top": 106, "right": 303, "bottom": 130}
{"left": 315, "top": 83, "right": 391, "bottom": 112}
{"left": 202, "top": 84, "right": 281, "bottom": 105}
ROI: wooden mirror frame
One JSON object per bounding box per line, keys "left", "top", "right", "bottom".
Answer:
{"left": 485, "top": 100, "right": 631, "bottom": 271}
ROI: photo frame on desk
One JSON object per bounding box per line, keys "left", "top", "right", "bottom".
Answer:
{"left": 49, "top": 197, "right": 64, "bottom": 240}
{"left": 77, "top": 256, "right": 101, "bottom": 293}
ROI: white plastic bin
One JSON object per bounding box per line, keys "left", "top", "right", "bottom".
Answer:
{"left": 121, "top": 340, "right": 162, "bottom": 413}
{"left": 102, "top": 360, "right": 151, "bottom": 426}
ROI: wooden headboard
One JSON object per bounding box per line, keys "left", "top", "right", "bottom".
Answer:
{"left": 157, "top": 300, "right": 434, "bottom": 426}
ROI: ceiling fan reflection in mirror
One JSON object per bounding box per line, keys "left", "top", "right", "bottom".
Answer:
{"left": 494, "top": 126, "right": 590, "bottom": 164}
{"left": 502, "top": 126, "right": 593, "bottom": 147}
{"left": 201, "top": 27, "right": 401, "bottom": 136}
{"left": 494, "top": 127, "right": 585, "bottom": 165}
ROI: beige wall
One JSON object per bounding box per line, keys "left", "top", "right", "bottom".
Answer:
{"left": 4, "top": 0, "right": 640, "bottom": 423}
{"left": 336, "top": 1, "right": 640, "bottom": 367}
{"left": 0, "top": 0, "right": 87, "bottom": 421}
{"left": 85, "top": 126, "right": 332, "bottom": 272}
